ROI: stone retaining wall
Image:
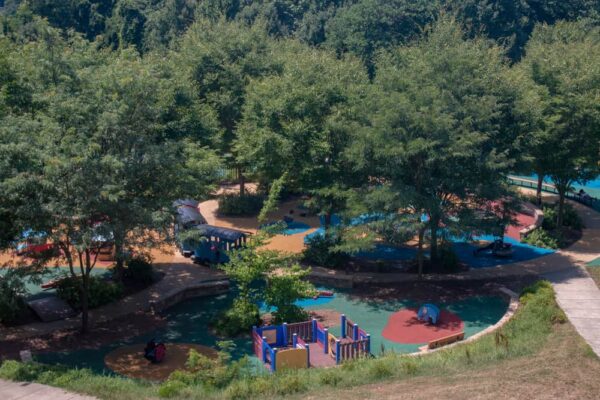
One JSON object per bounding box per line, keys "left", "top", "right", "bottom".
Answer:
{"left": 519, "top": 201, "right": 544, "bottom": 239}
{"left": 148, "top": 279, "right": 230, "bottom": 314}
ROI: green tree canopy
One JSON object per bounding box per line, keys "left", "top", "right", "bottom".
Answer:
{"left": 519, "top": 20, "right": 600, "bottom": 226}
{"left": 359, "top": 17, "right": 524, "bottom": 264}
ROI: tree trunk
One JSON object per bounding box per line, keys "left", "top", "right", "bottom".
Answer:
{"left": 430, "top": 215, "right": 440, "bottom": 262}
{"left": 557, "top": 190, "right": 566, "bottom": 229}
{"left": 324, "top": 212, "right": 332, "bottom": 229}
{"left": 80, "top": 250, "right": 92, "bottom": 334}
{"left": 536, "top": 174, "right": 544, "bottom": 206}
{"left": 238, "top": 167, "right": 245, "bottom": 197}
{"left": 113, "top": 235, "right": 125, "bottom": 282}
{"left": 80, "top": 276, "right": 89, "bottom": 334}
{"left": 417, "top": 227, "right": 425, "bottom": 279}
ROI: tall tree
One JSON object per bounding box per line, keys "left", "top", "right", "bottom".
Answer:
{"left": 519, "top": 21, "right": 600, "bottom": 226}
{"left": 325, "top": 0, "right": 440, "bottom": 75}
{"left": 177, "top": 18, "right": 282, "bottom": 195}
{"left": 235, "top": 42, "right": 369, "bottom": 225}
{"left": 361, "top": 17, "right": 523, "bottom": 263}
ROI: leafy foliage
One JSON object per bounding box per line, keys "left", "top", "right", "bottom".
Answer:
{"left": 522, "top": 228, "right": 560, "bottom": 249}
{"left": 303, "top": 232, "right": 350, "bottom": 269}
{"left": 56, "top": 276, "right": 124, "bottom": 310}
{"left": 212, "top": 298, "right": 261, "bottom": 337}
{"left": 542, "top": 202, "right": 584, "bottom": 231}
{"left": 0, "top": 268, "right": 28, "bottom": 323}
{"left": 264, "top": 264, "right": 316, "bottom": 324}
{"left": 218, "top": 193, "right": 266, "bottom": 216}
{"left": 216, "top": 233, "right": 315, "bottom": 335}
{"left": 125, "top": 257, "right": 155, "bottom": 285}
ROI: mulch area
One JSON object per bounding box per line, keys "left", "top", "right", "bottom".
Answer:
{"left": 0, "top": 312, "right": 166, "bottom": 362}
{"left": 104, "top": 342, "right": 217, "bottom": 381}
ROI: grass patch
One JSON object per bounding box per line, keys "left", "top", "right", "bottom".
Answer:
{"left": 0, "top": 281, "right": 570, "bottom": 399}
{"left": 586, "top": 267, "right": 600, "bottom": 289}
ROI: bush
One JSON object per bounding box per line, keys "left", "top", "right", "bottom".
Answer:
{"left": 439, "top": 243, "right": 461, "bottom": 273}
{"left": 218, "top": 193, "right": 265, "bottom": 216}
{"left": 125, "top": 257, "right": 154, "bottom": 284}
{"left": 0, "top": 269, "right": 28, "bottom": 323}
{"left": 212, "top": 299, "right": 261, "bottom": 337}
{"left": 159, "top": 343, "right": 255, "bottom": 397}
{"left": 56, "top": 276, "right": 123, "bottom": 310}
{"left": 522, "top": 228, "right": 560, "bottom": 249}
{"left": 303, "top": 233, "right": 350, "bottom": 269}
{"left": 542, "top": 202, "right": 583, "bottom": 231}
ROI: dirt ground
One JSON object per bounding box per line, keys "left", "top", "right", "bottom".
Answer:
{"left": 302, "top": 323, "right": 600, "bottom": 400}
{"left": 0, "top": 312, "right": 166, "bottom": 361}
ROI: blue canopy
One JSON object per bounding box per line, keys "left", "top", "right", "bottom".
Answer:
{"left": 193, "top": 225, "right": 247, "bottom": 242}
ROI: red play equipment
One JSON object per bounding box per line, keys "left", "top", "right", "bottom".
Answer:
{"left": 382, "top": 308, "right": 464, "bottom": 344}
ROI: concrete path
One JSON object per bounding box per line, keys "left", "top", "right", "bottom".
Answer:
{"left": 541, "top": 195, "right": 600, "bottom": 357}
{"left": 0, "top": 379, "right": 95, "bottom": 399}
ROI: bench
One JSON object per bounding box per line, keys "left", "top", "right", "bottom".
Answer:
{"left": 428, "top": 331, "right": 465, "bottom": 350}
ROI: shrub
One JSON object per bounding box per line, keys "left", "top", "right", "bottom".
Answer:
{"left": 0, "top": 269, "right": 28, "bottom": 323}
{"left": 56, "top": 276, "right": 123, "bottom": 309}
{"left": 160, "top": 344, "right": 255, "bottom": 397}
{"left": 218, "top": 193, "right": 265, "bottom": 216}
{"left": 439, "top": 243, "right": 460, "bottom": 273}
{"left": 125, "top": 257, "right": 154, "bottom": 284}
{"left": 212, "top": 299, "right": 261, "bottom": 337}
{"left": 303, "top": 233, "right": 350, "bottom": 269}
{"left": 265, "top": 264, "right": 315, "bottom": 324}
{"left": 542, "top": 202, "right": 583, "bottom": 231}
{"left": 522, "top": 228, "right": 560, "bottom": 249}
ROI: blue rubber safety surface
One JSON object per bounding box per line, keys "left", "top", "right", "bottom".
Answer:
{"left": 304, "top": 218, "right": 554, "bottom": 268}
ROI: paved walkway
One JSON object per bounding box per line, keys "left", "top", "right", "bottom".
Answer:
{"left": 0, "top": 379, "right": 95, "bottom": 400}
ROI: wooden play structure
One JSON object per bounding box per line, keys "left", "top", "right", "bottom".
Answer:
{"left": 252, "top": 314, "right": 371, "bottom": 372}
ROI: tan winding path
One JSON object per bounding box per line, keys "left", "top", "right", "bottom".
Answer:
{"left": 0, "top": 379, "right": 96, "bottom": 400}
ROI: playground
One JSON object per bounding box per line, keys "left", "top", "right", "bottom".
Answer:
{"left": 28, "top": 281, "right": 508, "bottom": 379}
{"left": 197, "top": 194, "right": 554, "bottom": 270}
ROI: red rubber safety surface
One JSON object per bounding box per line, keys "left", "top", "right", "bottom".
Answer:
{"left": 381, "top": 309, "right": 464, "bottom": 344}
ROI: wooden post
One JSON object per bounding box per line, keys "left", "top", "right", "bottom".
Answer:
{"left": 306, "top": 343, "right": 311, "bottom": 367}
{"left": 335, "top": 340, "right": 341, "bottom": 364}
{"left": 323, "top": 328, "right": 329, "bottom": 354}
{"left": 292, "top": 333, "right": 298, "bottom": 348}
{"left": 353, "top": 324, "right": 359, "bottom": 341}
{"left": 341, "top": 314, "right": 347, "bottom": 338}
{"left": 311, "top": 318, "right": 317, "bottom": 343}
{"left": 282, "top": 323, "right": 288, "bottom": 345}
{"left": 366, "top": 334, "right": 371, "bottom": 354}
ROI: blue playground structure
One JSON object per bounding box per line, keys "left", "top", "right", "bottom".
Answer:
{"left": 252, "top": 314, "right": 371, "bottom": 372}
{"left": 174, "top": 199, "right": 248, "bottom": 263}
{"left": 190, "top": 225, "right": 248, "bottom": 264}
{"left": 417, "top": 304, "right": 440, "bottom": 325}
